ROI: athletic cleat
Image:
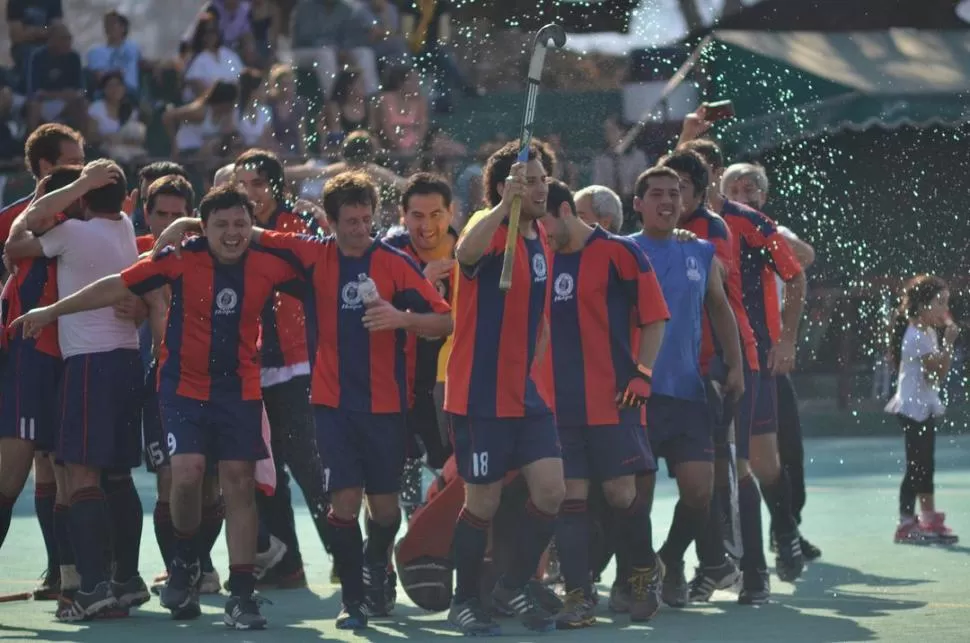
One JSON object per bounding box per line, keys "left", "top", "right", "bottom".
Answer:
{"left": 74, "top": 581, "right": 120, "bottom": 618}
{"left": 738, "top": 569, "right": 770, "bottom": 605}
{"left": 111, "top": 575, "right": 151, "bottom": 609}
{"left": 920, "top": 512, "right": 959, "bottom": 544}
{"left": 529, "top": 579, "right": 563, "bottom": 614}
{"left": 363, "top": 563, "right": 392, "bottom": 616}
{"left": 33, "top": 568, "right": 60, "bottom": 601}
{"left": 224, "top": 594, "right": 269, "bottom": 630}
{"left": 448, "top": 598, "right": 501, "bottom": 636}
{"left": 800, "top": 537, "right": 822, "bottom": 561}
{"left": 336, "top": 601, "right": 369, "bottom": 630}
{"left": 254, "top": 535, "right": 287, "bottom": 580}
{"left": 608, "top": 581, "right": 631, "bottom": 613}
{"left": 255, "top": 565, "right": 306, "bottom": 590}
{"left": 661, "top": 560, "right": 688, "bottom": 608}
{"left": 554, "top": 588, "right": 596, "bottom": 629}
{"left": 199, "top": 569, "right": 222, "bottom": 594}
{"left": 386, "top": 570, "right": 398, "bottom": 612}
{"left": 628, "top": 559, "right": 664, "bottom": 622}
{"left": 688, "top": 560, "right": 742, "bottom": 602}
{"left": 774, "top": 531, "right": 805, "bottom": 582}
{"left": 894, "top": 518, "right": 938, "bottom": 544}
{"left": 161, "top": 558, "right": 201, "bottom": 618}
{"left": 55, "top": 589, "right": 85, "bottom": 622}
{"left": 150, "top": 570, "right": 168, "bottom": 595}
{"left": 491, "top": 583, "right": 555, "bottom": 632}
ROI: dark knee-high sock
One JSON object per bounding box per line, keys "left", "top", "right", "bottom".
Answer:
{"left": 555, "top": 499, "right": 590, "bottom": 593}
{"left": 739, "top": 476, "right": 767, "bottom": 573}
{"left": 660, "top": 500, "right": 709, "bottom": 565}
{"left": 0, "top": 492, "right": 15, "bottom": 548}
{"left": 364, "top": 514, "right": 401, "bottom": 567}
{"left": 34, "top": 482, "right": 58, "bottom": 571}
{"left": 103, "top": 474, "right": 143, "bottom": 582}
{"left": 197, "top": 498, "right": 225, "bottom": 573}
{"left": 326, "top": 511, "right": 364, "bottom": 603}
{"left": 696, "top": 487, "right": 730, "bottom": 567}
{"left": 54, "top": 503, "right": 78, "bottom": 589}
{"left": 228, "top": 564, "right": 256, "bottom": 597}
{"left": 153, "top": 501, "right": 175, "bottom": 572}
{"left": 500, "top": 499, "right": 556, "bottom": 590}
{"left": 615, "top": 493, "right": 656, "bottom": 572}
{"left": 173, "top": 525, "right": 199, "bottom": 565}
{"left": 69, "top": 487, "right": 110, "bottom": 592}
{"left": 760, "top": 469, "right": 797, "bottom": 537}
{"left": 453, "top": 508, "right": 489, "bottom": 603}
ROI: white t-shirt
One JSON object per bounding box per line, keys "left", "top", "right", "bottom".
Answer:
{"left": 885, "top": 324, "right": 945, "bottom": 422}
{"left": 88, "top": 100, "right": 140, "bottom": 136}
{"left": 39, "top": 216, "right": 140, "bottom": 358}
{"left": 183, "top": 47, "right": 243, "bottom": 102}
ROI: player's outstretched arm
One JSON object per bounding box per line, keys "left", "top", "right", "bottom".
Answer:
{"left": 773, "top": 270, "right": 806, "bottom": 375}
{"left": 454, "top": 162, "right": 527, "bottom": 268}
{"left": 10, "top": 275, "right": 130, "bottom": 338}
{"left": 24, "top": 160, "right": 121, "bottom": 234}
{"left": 706, "top": 258, "right": 744, "bottom": 400}
{"left": 152, "top": 217, "right": 203, "bottom": 257}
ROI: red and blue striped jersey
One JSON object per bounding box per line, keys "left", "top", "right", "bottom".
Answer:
{"left": 256, "top": 230, "right": 451, "bottom": 414}
{"left": 0, "top": 194, "right": 61, "bottom": 356}
{"left": 257, "top": 208, "right": 321, "bottom": 370}
{"left": 135, "top": 234, "right": 155, "bottom": 254}
{"left": 550, "top": 227, "right": 669, "bottom": 427}
{"left": 681, "top": 205, "right": 760, "bottom": 372}
{"left": 445, "top": 212, "right": 554, "bottom": 418}
{"left": 719, "top": 199, "right": 803, "bottom": 369}
{"left": 120, "top": 237, "right": 303, "bottom": 401}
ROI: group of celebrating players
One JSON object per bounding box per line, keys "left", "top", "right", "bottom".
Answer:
{"left": 0, "top": 114, "right": 827, "bottom": 635}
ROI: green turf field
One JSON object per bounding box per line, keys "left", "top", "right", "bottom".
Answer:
{"left": 2, "top": 435, "right": 968, "bottom": 642}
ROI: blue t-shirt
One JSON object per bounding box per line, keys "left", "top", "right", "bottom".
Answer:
{"left": 86, "top": 41, "right": 141, "bottom": 92}
{"left": 629, "top": 232, "right": 714, "bottom": 402}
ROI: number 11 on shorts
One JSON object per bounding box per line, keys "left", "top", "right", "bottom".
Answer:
{"left": 472, "top": 452, "right": 489, "bottom": 478}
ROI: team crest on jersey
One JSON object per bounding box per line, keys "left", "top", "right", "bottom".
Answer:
{"left": 215, "top": 288, "right": 238, "bottom": 315}
{"left": 341, "top": 281, "right": 363, "bottom": 310}
{"left": 532, "top": 253, "right": 547, "bottom": 282}
{"left": 686, "top": 256, "right": 702, "bottom": 282}
{"left": 553, "top": 273, "right": 574, "bottom": 302}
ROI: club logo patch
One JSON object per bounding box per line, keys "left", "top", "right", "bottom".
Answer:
{"left": 554, "top": 273, "right": 574, "bottom": 302}
{"left": 215, "top": 288, "right": 238, "bottom": 314}
{"left": 532, "top": 253, "right": 547, "bottom": 282}
{"left": 341, "top": 281, "right": 363, "bottom": 310}
{"left": 686, "top": 256, "right": 702, "bottom": 282}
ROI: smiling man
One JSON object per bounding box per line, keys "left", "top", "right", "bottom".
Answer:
{"left": 11, "top": 185, "right": 308, "bottom": 630}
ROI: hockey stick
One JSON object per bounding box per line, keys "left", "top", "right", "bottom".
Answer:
{"left": 614, "top": 35, "right": 713, "bottom": 156}
{"left": 498, "top": 23, "right": 567, "bottom": 292}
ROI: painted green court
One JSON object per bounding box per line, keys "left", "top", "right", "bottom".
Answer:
{"left": 2, "top": 435, "right": 968, "bottom": 642}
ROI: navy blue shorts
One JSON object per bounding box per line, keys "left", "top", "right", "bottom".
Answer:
{"left": 449, "top": 413, "right": 561, "bottom": 485}
{"left": 560, "top": 423, "right": 656, "bottom": 481}
{"left": 314, "top": 406, "right": 406, "bottom": 495}
{"left": 160, "top": 394, "right": 266, "bottom": 463}
{"left": 142, "top": 364, "right": 168, "bottom": 472}
{"left": 0, "top": 340, "right": 61, "bottom": 452}
{"left": 734, "top": 367, "right": 762, "bottom": 460}
{"left": 58, "top": 349, "right": 143, "bottom": 468}
{"left": 646, "top": 394, "right": 714, "bottom": 477}
{"left": 752, "top": 373, "right": 779, "bottom": 437}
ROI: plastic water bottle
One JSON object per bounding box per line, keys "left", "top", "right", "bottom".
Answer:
{"left": 357, "top": 273, "right": 380, "bottom": 306}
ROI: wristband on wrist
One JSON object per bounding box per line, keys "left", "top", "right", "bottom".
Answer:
{"left": 636, "top": 364, "right": 653, "bottom": 380}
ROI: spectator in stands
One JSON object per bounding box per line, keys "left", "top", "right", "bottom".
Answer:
{"left": 545, "top": 132, "right": 579, "bottom": 189}
{"left": 375, "top": 64, "right": 427, "bottom": 162}
{"left": 237, "top": 68, "right": 275, "bottom": 150}
{"left": 248, "top": 0, "right": 280, "bottom": 67}
{"left": 195, "top": 0, "right": 255, "bottom": 52}
{"left": 87, "top": 71, "right": 146, "bottom": 164}
{"left": 591, "top": 115, "right": 649, "bottom": 232}
{"left": 322, "top": 69, "right": 374, "bottom": 145}
{"left": 368, "top": 0, "right": 408, "bottom": 67}
{"left": 289, "top": 0, "right": 381, "bottom": 98}
{"left": 401, "top": 0, "right": 481, "bottom": 114}
{"left": 163, "top": 80, "right": 240, "bottom": 167}
{"left": 24, "top": 23, "right": 85, "bottom": 132}
{"left": 183, "top": 14, "right": 244, "bottom": 103}
{"left": 266, "top": 64, "right": 306, "bottom": 158}
{"left": 6, "top": 0, "right": 63, "bottom": 87}
{"left": 86, "top": 10, "right": 141, "bottom": 98}
{"left": 453, "top": 141, "right": 500, "bottom": 227}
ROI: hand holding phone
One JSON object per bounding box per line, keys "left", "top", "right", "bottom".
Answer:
{"left": 703, "top": 100, "right": 735, "bottom": 121}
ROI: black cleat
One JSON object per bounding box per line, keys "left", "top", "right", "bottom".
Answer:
{"left": 362, "top": 563, "right": 392, "bottom": 617}
{"left": 111, "top": 575, "right": 151, "bottom": 609}
{"left": 224, "top": 594, "right": 269, "bottom": 630}
{"left": 491, "top": 583, "right": 555, "bottom": 632}
{"left": 800, "top": 537, "right": 822, "bottom": 561}
{"left": 661, "top": 560, "right": 688, "bottom": 608}
{"left": 774, "top": 531, "right": 804, "bottom": 582}
{"left": 738, "top": 569, "right": 770, "bottom": 605}
{"left": 629, "top": 560, "right": 664, "bottom": 622}
{"left": 74, "top": 581, "right": 120, "bottom": 619}
{"left": 336, "top": 601, "right": 368, "bottom": 630}
{"left": 448, "top": 598, "right": 501, "bottom": 636}
{"left": 160, "top": 558, "right": 201, "bottom": 619}
{"left": 688, "top": 559, "right": 741, "bottom": 602}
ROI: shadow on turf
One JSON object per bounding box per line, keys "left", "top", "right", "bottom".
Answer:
{"left": 786, "top": 561, "right": 929, "bottom": 618}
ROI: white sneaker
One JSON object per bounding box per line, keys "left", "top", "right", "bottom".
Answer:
{"left": 254, "top": 535, "right": 287, "bottom": 580}
{"left": 199, "top": 570, "right": 222, "bottom": 594}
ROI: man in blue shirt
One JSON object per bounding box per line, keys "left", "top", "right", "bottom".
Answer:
{"left": 86, "top": 11, "right": 141, "bottom": 97}
{"left": 627, "top": 166, "right": 744, "bottom": 608}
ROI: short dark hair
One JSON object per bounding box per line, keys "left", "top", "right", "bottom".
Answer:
{"left": 104, "top": 9, "right": 129, "bottom": 35}
{"left": 634, "top": 166, "right": 682, "bottom": 199}
{"left": 322, "top": 171, "right": 378, "bottom": 222}
{"left": 545, "top": 178, "right": 575, "bottom": 218}
{"left": 199, "top": 184, "right": 254, "bottom": 223}
{"left": 658, "top": 150, "right": 709, "bottom": 198}
{"left": 24, "top": 124, "right": 84, "bottom": 178}
{"left": 401, "top": 172, "right": 452, "bottom": 211}
{"left": 145, "top": 175, "right": 195, "bottom": 215}
{"left": 234, "top": 148, "right": 286, "bottom": 205}
{"left": 679, "top": 138, "right": 724, "bottom": 172}
{"left": 139, "top": 161, "right": 189, "bottom": 189}
{"left": 342, "top": 130, "right": 376, "bottom": 165}
{"left": 41, "top": 165, "right": 83, "bottom": 194}
{"left": 483, "top": 139, "right": 557, "bottom": 208}
{"left": 84, "top": 161, "right": 128, "bottom": 214}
